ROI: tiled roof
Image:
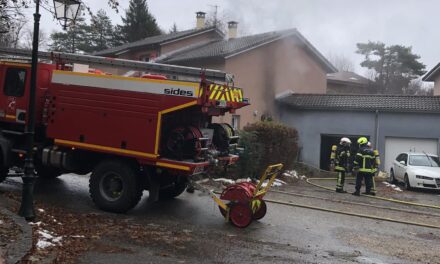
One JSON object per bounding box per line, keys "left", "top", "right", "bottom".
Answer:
{"left": 158, "top": 28, "right": 337, "bottom": 73}
{"left": 94, "top": 26, "right": 222, "bottom": 56}
{"left": 277, "top": 93, "right": 440, "bottom": 113}
{"left": 327, "top": 71, "right": 370, "bottom": 85}
{"left": 423, "top": 63, "right": 440, "bottom": 82}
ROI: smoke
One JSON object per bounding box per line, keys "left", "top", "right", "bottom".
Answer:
{"left": 221, "top": 0, "right": 440, "bottom": 74}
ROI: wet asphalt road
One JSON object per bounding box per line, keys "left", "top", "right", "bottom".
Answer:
{"left": 1, "top": 175, "right": 440, "bottom": 264}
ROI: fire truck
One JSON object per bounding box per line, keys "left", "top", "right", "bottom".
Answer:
{"left": 0, "top": 48, "right": 249, "bottom": 213}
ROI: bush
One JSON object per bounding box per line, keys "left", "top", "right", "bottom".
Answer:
{"left": 233, "top": 121, "right": 299, "bottom": 179}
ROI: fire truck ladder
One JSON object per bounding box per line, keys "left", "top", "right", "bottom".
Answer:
{"left": 0, "top": 47, "right": 232, "bottom": 83}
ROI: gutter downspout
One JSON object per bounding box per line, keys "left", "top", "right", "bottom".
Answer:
{"left": 374, "top": 110, "right": 380, "bottom": 170}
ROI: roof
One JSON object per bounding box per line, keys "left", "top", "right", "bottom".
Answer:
{"left": 277, "top": 93, "right": 440, "bottom": 113}
{"left": 327, "top": 71, "right": 370, "bottom": 85}
{"left": 94, "top": 26, "right": 223, "bottom": 56}
{"left": 157, "top": 28, "right": 337, "bottom": 73}
{"left": 423, "top": 63, "right": 440, "bottom": 82}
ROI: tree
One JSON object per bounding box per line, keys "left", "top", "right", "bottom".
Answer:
{"left": 22, "top": 27, "right": 48, "bottom": 50}
{"left": 169, "top": 22, "right": 178, "bottom": 34}
{"left": 356, "top": 41, "right": 426, "bottom": 94}
{"left": 49, "top": 15, "right": 89, "bottom": 53}
{"left": 327, "top": 52, "right": 355, "bottom": 72}
{"left": 86, "top": 9, "right": 114, "bottom": 53}
{"left": 120, "top": 0, "right": 161, "bottom": 43}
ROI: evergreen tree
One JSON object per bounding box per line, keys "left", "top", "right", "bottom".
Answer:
{"left": 49, "top": 15, "right": 89, "bottom": 53}
{"left": 120, "top": 0, "right": 161, "bottom": 43}
{"left": 86, "top": 9, "right": 114, "bottom": 53}
{"left": 356, "top": 41, "right": 426, "bottom": 94}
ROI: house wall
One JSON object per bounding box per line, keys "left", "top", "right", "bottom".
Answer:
{"left": 435, "top": 75, "right": 440, "bottom": 96}
{"left": 160, "top": 31, "right": 222, "bottom": 54}
{"left": 279, "top": 107, "right": 440, "bottom": 170}
{"left": 221, "top": 37, "right": 328, "bottom": 127}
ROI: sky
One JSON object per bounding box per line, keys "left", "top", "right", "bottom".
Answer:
{"left": 30, "top": 0, "right": 440, "bottom": 77}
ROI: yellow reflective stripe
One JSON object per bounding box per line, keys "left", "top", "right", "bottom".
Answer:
{"left": 225, "top": 88, "right": 230, "bottom": 101}
{"left": 215, "top": 86, "right": 223, "bottom": 100}
{"left": 156, "top": 161, "right": 190, "bottom": 171}
{"left": 54, "top": 139, "right": 157, "bottom": 159}
{"left": 229, "top": 89, "right": 235, "bottom": 102}
{"left": 5, "top": 115, "right": 16, "bottom": 119}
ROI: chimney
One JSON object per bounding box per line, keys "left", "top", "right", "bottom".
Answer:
{"left": 228, "top": 21, "right": 238, "bottom": 39}
{"left": 196, "top": 11, "right": 206, "bottom": 29}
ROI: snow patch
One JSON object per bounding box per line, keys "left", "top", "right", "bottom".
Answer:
{"left": 37, "top": 208, "right": 45, "bottom": 213}
{"left": 259, "top": 179, "right": 286, "bottom": 188}
{"left": 0, "top": 220, "right": 3, "bottom": 225}
{"left": 29, "top": 221, "right": 42, "bottom": 226}
{"left": 70, "top": 235, "right": 85, "bottom": 238}
{"left": 283, "top": 170, "right": 299, "bottom": 179}
{"left": 213, "top": 178, "right": 236, "bottom": 185}
{"left": 382, "top": 182, "right": 402, "bottom": 191}
{"left": 36, "top": 229, "right": 62, "bottom": 249}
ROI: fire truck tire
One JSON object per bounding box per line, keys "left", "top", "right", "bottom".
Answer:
{"left": 89, "top": 160, "right": 142, "bottom": 213}
{"left": 159, "top": 179, "right": 188, "bottom": 200}
{"left": 0, "top": 153, "right": 7, "bottom": 183}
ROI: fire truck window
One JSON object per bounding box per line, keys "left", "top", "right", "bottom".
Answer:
{"left": 4, "top": 68, "right": 27, "bottom": 97}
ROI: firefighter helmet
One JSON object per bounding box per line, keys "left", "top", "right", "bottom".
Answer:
{"left": 357, "top": 137, "right": 368, "bottom": 145}
{"left": 340, "top": 137, "right": 351, "bottom": 145}
{"left": 367, "top": 141, "right": 372, "bottom": 148}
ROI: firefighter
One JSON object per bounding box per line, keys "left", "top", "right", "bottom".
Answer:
{"left": 352, "top": 137, "right": 376, "bottom": 196}
{"left": 331, "top": 137, "right": 352, "bottom": 193}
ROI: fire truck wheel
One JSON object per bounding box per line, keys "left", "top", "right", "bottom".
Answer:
{"left": 0, "top": 169, "right": 6, "bottom": 183}
{"left": 159, "top": 179, "right": 188, "bottom": 200}
{"left": 89, "top": 160, "right": 142, "bottom": 213}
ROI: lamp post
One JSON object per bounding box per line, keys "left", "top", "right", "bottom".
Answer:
{"left": 18, "top": 0, "right": 81, "bottom": 221}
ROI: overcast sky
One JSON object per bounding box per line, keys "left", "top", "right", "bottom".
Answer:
{"left": 34, "top": 0, "right": 439, "bottom": 77}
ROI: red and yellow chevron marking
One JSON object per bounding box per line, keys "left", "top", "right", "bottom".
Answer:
{"left": 205, "top": 84, "right": 243, "bottom": 102}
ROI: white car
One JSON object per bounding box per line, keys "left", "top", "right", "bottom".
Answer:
{"left": 389, "top": 152, "right": 440, "bottom": 190}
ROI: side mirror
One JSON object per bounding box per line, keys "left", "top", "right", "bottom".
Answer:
{"left": 399, "top": 160, "right": 406, "bottom": 166}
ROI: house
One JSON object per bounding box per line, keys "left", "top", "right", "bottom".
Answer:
{"left": 96, "top": 12, "right": 337, "bottom": 128}
{"left": 276, "top": 93, "right": 440, "bottom": 173}
{"left": 327, "top": 71, "right": 371, "bottom": 94}
{"left": 423, "top": 63, "right": 440, "bottom": 96}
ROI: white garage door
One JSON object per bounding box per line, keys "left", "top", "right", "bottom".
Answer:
{"left": 384, "top": 137, "right": 438, "bottom": 173}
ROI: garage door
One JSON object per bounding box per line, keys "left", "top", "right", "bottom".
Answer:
{"left": 384, "top": 137, "right": 438, "bottom": 173}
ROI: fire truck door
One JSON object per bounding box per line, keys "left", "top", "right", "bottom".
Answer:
{"left": 1, "top": 66, "right": 28, "bottom": 124}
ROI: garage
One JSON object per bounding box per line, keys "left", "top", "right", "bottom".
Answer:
{"left": 384, "top": 137, "right": 439, "bottom": 173}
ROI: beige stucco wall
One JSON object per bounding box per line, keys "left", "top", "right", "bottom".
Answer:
{"left": 160, "top": 31, "right": 222, "bottom": 55}
{"left": 435, "top": 75, "right": 440, "bottom": 96}
{"left": 221, "top": 37, "right": 328, "bottom": 127}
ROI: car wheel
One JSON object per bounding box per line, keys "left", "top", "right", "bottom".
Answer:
{"left": 389, "top": 169, "right": 397, "bottom": 184}
{"left": 404, "top": 174, "right": 412, "bottom": 191}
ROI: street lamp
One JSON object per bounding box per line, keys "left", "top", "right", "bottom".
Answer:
{"left": 53, "top": 0, "right": 81, "bottom": 30}
{"left": 18, "top": 0, "right": 81, "bottom": 221}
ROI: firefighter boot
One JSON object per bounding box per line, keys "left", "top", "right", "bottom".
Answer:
{"left": 352, "top": 190, "right": 360, "bottom": 196}
{"left": 336, "top": 189, "right": 347, "bottom": 193}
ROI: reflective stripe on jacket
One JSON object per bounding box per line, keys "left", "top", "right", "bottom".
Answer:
{"left": 353, "top": 147, "right": 375, "bottom": 173}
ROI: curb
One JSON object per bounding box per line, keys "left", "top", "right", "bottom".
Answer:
{"left": 0, "top": 208, "right": 32, "bottom": 264}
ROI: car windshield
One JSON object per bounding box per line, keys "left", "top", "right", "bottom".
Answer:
{"left": 409, "top": 155, "right": 440, "bottom": 167}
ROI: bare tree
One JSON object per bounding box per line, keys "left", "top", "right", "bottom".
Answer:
{"left": 22, "top": 27, "right": 48, "bottom": 50}
{"left": 327, "top": 52, "right": 355, "bottom": 72}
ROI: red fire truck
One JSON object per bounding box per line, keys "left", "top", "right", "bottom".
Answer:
{"left": 0, "top": 48, "right": 248, "bottom": 213}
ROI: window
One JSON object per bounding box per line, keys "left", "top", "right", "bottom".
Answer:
{"left": 409, "top": 155, "right": 440, "bottom": 167}
{"left": 4, "top": 68, "right": 27, "bottom": 97}
{"left": 232, "top": 115, "right": 240, "bottom": 130}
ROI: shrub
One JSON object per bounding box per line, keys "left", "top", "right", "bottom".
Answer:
{"left": 233, "top": 121, "right": 299, "bottom": 179}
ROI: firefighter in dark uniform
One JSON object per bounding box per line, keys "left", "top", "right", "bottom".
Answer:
{"left": 352, "top": 137, "right": 376, "bottom": 196}
{"left": 330, "top": 137, "right": 351, "bottom": 193}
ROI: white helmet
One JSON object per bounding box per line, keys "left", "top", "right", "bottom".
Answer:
{"left": 367, "top": 141, "right": 372, "bottom": 148}
{"left": 340, "top": 137, "right": 351, "bottom": 145}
